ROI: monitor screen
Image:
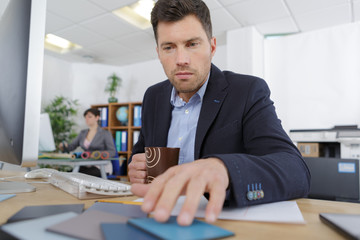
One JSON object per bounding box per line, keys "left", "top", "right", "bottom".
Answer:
{"left": 0, "top": 0, "right": 46, "bottom": 193}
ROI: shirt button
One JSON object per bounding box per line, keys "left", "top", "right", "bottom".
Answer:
{"left": 178, "top": 137, "right": 182, "bottom": 141}
{"left": 185, "top": 109, "right": 189, "bottom": 114}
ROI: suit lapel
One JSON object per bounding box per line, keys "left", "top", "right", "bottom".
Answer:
{"left": 195, "top": 65, "right": 228, "bottom": 159}
{"left": 152, "top": 82, "right": 173, "bottom": 147}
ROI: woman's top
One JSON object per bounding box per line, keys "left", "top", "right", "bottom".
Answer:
{"left": 67, "top": 126, "right": 116, "bottom": 174}
{"left": 83, "top": 138, "right": 91, "bottom": 149}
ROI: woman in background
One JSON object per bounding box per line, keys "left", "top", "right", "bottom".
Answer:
{"left": 59, "top": 108, "right": 116, "bottom": 177}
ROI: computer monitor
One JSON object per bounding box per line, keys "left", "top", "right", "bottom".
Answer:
{"left": 0, "top": 0, "right": 46, "bottom": 193}
{"left": 39, "top": 113, "right": 56, "bottom": 152}
{"left": 304, "top": 157, "right": 359, "bottom": 201}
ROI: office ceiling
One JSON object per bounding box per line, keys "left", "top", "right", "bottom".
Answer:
{"left": 45, "top": 0, "right": 360, "bottom": 66}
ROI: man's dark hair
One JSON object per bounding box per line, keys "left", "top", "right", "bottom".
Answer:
{"left": 83, "top": 108, "right": 100, "bottom": 117}
{"left": 151, "top": 0, "right": 212, "bottom": 43}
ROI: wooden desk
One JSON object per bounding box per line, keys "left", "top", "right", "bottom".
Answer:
{"left": 1, "top": 171, "right": 359, "bottom": 239}
{"left": 37, "top": 159, "right": 111, "bottom": 179}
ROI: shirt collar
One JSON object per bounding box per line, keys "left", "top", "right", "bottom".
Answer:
{"left": 170, "top": 73, "right": 210, "bottom": 107}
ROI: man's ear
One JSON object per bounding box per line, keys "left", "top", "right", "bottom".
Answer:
{"left": 156, "top": 46, "right": 160, "bottom": 59}
{"left": 210, "top": 37, "right": 216, "bottom": 57}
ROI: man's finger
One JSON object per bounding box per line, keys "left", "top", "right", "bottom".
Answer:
{"left": 129, "top": 177, "right": 146, "bottom": 184}
{"left": 129, "top": 169, "right": 146, "bottom": 179}
{"left": 205, "top": 182, "right": 226, "bottom": 223}
{"left": 135, "top": 161, "right": 146, "bottom": 170}
{"left": 152, "top": 169, "right": 190, "bottom": 223}
{"left": 140, "top": 175, "right": 169, "bottom": 213}
{"left": 131, "top": 183, "right": 151, "bottom": 197}
{"left": 127, "top": 167, "right": 144, "bottom": 181}
{"left": 141, "top": 166, "right": 180, "bottom": 217}
{"left": 177, "top": 176, "right": 207, "bottom": 226}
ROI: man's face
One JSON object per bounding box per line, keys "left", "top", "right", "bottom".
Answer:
{"left": 156, "top": 15, "right": 216, "bottom": 101}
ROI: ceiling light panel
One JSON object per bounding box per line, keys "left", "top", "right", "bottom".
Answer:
{"left": 112, "top": 0, "right": 155, "bottom": 29}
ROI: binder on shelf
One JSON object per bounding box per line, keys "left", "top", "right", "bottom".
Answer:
{"left": 121, "top": 131, "right": 127, "bottom": 151}
{"left": 100, "top": 107, "right": 108, "bottom": 127}
{"left": 115, "top": 131, "right": 121, "bottom": 152}
{"left": 97, "top": 107, "right": 102, "bottom": 126}
{"left": 133, "top": 105, "right": 142, "bottom": 127}
{"left": 133, "top": 130, "right": 140, "bottom": 145}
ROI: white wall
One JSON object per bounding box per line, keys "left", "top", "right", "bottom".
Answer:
{"left": 227, "top": 27, "right": 264, "bottom": 78}
{"left": 41, "top": 55, "right": 73, "bottom": 107}
{"left": 212, "top": 44, "right": 227, "bottom": 71}
{"left": 264, "top": 22, "right": 360, "bottom": 133}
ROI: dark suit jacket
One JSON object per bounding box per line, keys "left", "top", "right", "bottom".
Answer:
{"left": 131, "top": 64, "right": 310, "bottom": 207}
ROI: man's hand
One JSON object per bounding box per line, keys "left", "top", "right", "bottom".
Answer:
{"left": 128, "top": 153, "right": 147, "bottom": 183}
{"left": 131, "top": 158, "right": 229, "bottom": 226}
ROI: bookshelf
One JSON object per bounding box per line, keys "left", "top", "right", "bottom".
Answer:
{"left": 91, "top": 102, "right": 142, "bottom": 178}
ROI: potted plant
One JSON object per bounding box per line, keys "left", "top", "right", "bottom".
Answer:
{"left": 105, "top": 73, "right": 122, "bottom": 103}
{"left": 43, "top": 96, "right": 79, "bottom": 150}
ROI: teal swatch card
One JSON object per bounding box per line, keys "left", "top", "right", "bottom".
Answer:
{"left": 101, "top": 223, "right": 157, "bottom": 240}
{"left": 128, "top": 216, "right": 234, "bottom": 240}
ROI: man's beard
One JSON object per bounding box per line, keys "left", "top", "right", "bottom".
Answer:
{"left": 168, "top": 67, "right": 200, "bottom": 93}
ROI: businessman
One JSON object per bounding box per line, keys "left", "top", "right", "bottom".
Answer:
{"left": 129, "top": 0, "right": 310, "bottom": 226}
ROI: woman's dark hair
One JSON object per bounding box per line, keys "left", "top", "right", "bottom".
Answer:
{"left": 83, "top": 108, "right": 100, "bottom": 117}
{"left": 151, "top": 0, "right": 212, "bottom": 43}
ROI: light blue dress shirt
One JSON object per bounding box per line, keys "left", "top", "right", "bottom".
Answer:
{"left": 167, "top": 76, "right": 209, "bottom": 164}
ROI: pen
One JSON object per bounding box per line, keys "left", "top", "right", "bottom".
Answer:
{"left": 97, "top": 200, "right": 143, "bottom": 205}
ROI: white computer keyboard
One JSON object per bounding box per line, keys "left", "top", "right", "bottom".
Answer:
{"left": 48, "top": 171, "right": 132, "bottom": 200}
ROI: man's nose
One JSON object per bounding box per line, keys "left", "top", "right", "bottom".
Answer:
{"left": 176, "top": 48, "right": 190, "bottom": 66}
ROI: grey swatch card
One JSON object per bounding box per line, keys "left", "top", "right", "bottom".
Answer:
{"left": 46, "top": 210, "right": 128, "bottom": 240}
{"left": 7, "top": 204, "right": 84, "bottom": 223}
{"left": 87, "top": 201, "right": 147, "bottom": 218}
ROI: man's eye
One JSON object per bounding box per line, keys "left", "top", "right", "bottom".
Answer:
{"left": 188, "top": 42, "right": 199, "bottom": 47}
{"left": 163, "top": 46, "right": 172, "bottom": 51}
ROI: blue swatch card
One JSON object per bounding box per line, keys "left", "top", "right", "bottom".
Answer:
{"left": 101, "top": 223, "right": 157, "bottom": 240}
{"left": 128, "top": 216, "right": 234, "bottom": 240}
{"left": 0, "top": 194, "right": 16, "bottom": 202}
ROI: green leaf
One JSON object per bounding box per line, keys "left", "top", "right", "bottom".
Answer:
{"left": 42, "top": 95, "right": 79, "bottom": 150}
{"left": 105, "top": 73, "right": 122, "bottom": 97}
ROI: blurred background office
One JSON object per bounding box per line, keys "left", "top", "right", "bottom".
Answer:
{"left": 2, "top": 0, "right": 359, "bottom": 202}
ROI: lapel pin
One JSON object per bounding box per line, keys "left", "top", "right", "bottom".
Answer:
{"left": 214, "top": 99, "right": 220, "bottom": 103}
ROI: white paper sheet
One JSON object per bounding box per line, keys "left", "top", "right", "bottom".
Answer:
{"left": 170, "top": 196, "right": 305, "bottom": 224}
